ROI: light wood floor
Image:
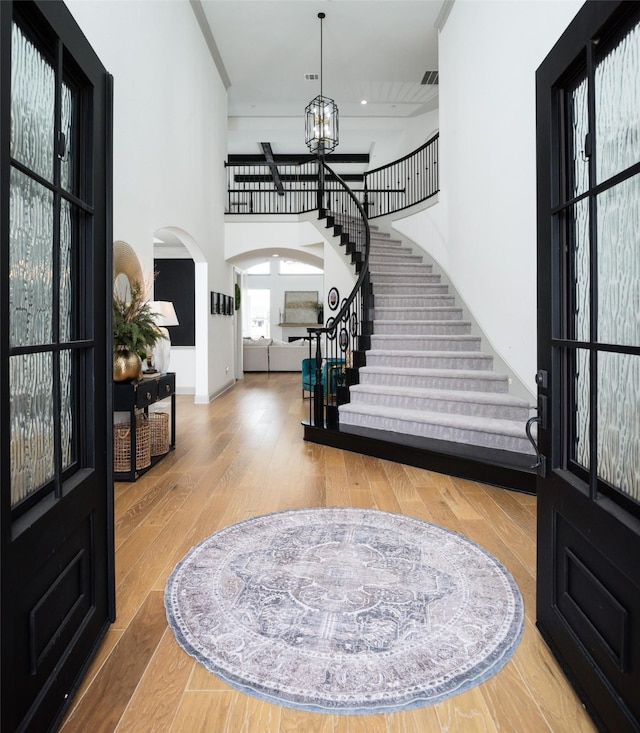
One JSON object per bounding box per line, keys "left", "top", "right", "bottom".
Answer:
{"left": 59, "top": 373, "right": 596, "bottom": 733}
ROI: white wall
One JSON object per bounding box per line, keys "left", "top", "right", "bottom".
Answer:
{"left": 67, "top": 0, "right": 232, "bottom": 402}
{"left": 227, "top": 217, "right": 356, "bottom": 341}
{"left": 431, "top": 0, "right": 584, "bottom": 395}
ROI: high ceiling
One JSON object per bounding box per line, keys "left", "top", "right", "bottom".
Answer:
{"left": 199, "top": 0, "right": 445, "bottom": 157}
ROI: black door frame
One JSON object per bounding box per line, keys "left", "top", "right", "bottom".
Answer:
{"left": 0, "top": 2, "right": 114, "bottom": 730}
{"left": 536, "top": 2, "right": 640, "bottom": 731}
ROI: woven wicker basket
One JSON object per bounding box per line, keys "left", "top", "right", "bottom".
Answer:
{"left": 114, "top": 414, "right": 151, "bottom": 473}
{"left": 149, "top": 412, "right": 170, "bottom": 456}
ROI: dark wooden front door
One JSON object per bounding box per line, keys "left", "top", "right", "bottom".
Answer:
{"left": 536, "top": 2, "right": 640, "bottom": 731}
{"left": 0, "top": 2, "right": 113, "bottom": 731}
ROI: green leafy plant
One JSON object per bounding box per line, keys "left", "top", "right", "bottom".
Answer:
{"left": 113, "top": 279, "right": 165, "bottom": 355}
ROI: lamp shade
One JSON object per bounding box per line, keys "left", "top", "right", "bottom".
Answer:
{"left": 148, "top": 301, "right": 179, "bottom": 327}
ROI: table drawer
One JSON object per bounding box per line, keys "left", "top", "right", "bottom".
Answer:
{"left": 135, "top": 381, "right": 158, "bottom": 408}
{"left": 158, "top": 373, "right": 175, "bottom": 398}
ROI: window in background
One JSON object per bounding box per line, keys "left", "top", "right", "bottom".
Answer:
{"left": 278, "top": 260, "right": 323, "bottom": 275}
{"left": 246, "top": 289, "right": 271, "bottom": 338}
{"left": 246, "top": 262, "right": 271, "bottom": 275}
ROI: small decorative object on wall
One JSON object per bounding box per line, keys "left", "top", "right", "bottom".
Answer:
{"left": 326, "top": 317, "right": 336, "bottom": 339}
{"left": 327, "top": 287, "right": 339, "bottom": 311}
{"left": 283, "top": 290, "right": 318, "bottom": 324}
{"left": 339, "top": 327, "right": 349, "bottom": 351}
{"left": 350, "top": 312, "right": 358, "bottom": 337}
{"left": 210, "top": 292, "right": 235, "bottom": 316}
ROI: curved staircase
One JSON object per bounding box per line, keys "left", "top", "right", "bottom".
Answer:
{"left": 336, "top": 225, "right": 537, "bottom": 488}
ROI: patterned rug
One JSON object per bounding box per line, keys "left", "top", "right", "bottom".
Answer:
{"left": 165, "top": 507, "right": 524, "bottom": 715}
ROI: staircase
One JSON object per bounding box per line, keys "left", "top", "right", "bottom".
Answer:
{"left": 337, "top": 226, "right": 537, "bottom": 474}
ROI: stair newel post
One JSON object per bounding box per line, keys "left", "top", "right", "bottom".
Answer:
{"left": 311, "top": 329, "right": 324, "bottom": 427}
{"left": 316, "top": 154, "right": 325, "bottom": 214}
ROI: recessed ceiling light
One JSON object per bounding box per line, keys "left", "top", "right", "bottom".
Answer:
{"left": 272, "top": 254, "right": 279, "bottom": 257}
{"left": 361, "top": 99, "right": 367, "bottom": 105}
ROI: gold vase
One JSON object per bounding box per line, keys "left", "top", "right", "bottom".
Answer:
{"left": 113, "top": 347, "right": 142, "bottom": 382}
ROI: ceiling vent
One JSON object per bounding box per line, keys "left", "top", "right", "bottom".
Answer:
{"left": 304, "top": 73, "right": 319, "bottom": 81}
{"left": 421, "top": 70, "right": 439, "bottom": 85}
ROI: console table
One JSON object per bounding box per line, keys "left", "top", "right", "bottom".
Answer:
{"left": 113, "top": 372, "right": 176, "bottom": 481}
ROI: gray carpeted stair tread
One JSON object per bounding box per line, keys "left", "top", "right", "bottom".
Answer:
{"left": 374, "top": 320, "right": 472, "bottom": 335}
{"left": 374, "top": 307, "right": 464, "bottom": 321}
{"left": 366, "top": 350, "right": 494, "bottom": 370}
{"left": 373, "top": 284, "right": 449, "bottom": 295}
{"left": 338, "top": 403, "right": 536, "bottom": 454}
{"left": 359, "top": 365, "right": 510, "bottom": 392}
{"left": 370, "top": 334, "right": 481, "bottom": 351}
{"left": 349, "top": 383, "right": 530, "bottom": 420}
{"left": 350, "top": 383, "right": 529, "bottom": 407}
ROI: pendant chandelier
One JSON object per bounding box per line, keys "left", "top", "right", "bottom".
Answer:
{"left": 305, "top": 12, "right": 339, "bottom": 155}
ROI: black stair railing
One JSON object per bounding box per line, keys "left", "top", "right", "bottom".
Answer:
{"left": 306, "top": 156, "right": 371, "bottom": 429}
{"left": 363, "top": 132, "right": 439, "bottom": 218}
{"left": 225, "top": 134, "right": 438, "bottom": 217}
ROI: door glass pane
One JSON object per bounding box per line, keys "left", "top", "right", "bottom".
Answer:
{"left": 597, "top": 352, "right": 640, "bottom": 502}
{"left": 569, "top": 199, "right": 590, "bottom": 341}
{"left": 9, "top": 167, "right": 54, "bottom": 347}
{"left": 567, "top": 77, "right": 589, "bottom": 199}
{"left": 596, "top": 174, "right": 640, "bottom": 347}
{"left": 60, "top": 199, "right": 74, "bottom": 343}
{"left": 596, "top": 19, "right": 640, "bottom": 184}
{"left": 60, "top": 350, "right": 74, "bottom": 470}
{"left": 60, "top": 82, "right": 77, "bottom": 194}
{"left": 572, "top": 348, "right": 591, "bottom": 471}
{"left": 10, "top": 22, "right": 54, "bottom": 182}
{"left": 10, "top": 353, "right": 55, "bottom": 506}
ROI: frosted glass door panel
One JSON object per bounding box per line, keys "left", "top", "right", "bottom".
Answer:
{"left": 60, "top": 350, "right": 75, "bottom": 471}
{"left": 572, "top": 349, "right": 591, "bottom": 471}
{"left": 10, "top": 22, "right": 54, "bottom": 182}
{"left": 60, "top": 82, "right": 77, "bottom": 194}
{"left": 597, "top": 352, "right": 640, "bottom": 502}
{"left": 570, "top": 199, "right": 590, "bottom": 341}
{"left": 10, "top": 353, "right": 55, "bottom": 505}
{"left": 568, "top": 77, "right": 589, "bottom": 199}
{"left": 597, "top": 174, "right": 640, "bottom": 347}
{"left": 9, "top": 167, "right": 53, "bottom": 348}
{"left": 596, "top": 20, "right": 640, "bottom": 184}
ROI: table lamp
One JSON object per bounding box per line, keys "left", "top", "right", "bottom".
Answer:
{"left": 148, "top": 300, "right": 179, "bottom": 374}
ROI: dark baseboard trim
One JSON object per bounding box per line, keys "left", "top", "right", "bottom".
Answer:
{"left": 303, "top": 423, "right": 537, "bottom": 495}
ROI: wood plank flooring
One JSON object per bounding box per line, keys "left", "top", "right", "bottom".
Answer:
{"left": 59, "top": 373, "right": 597, "bottom": 733}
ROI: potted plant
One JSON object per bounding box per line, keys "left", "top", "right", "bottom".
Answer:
{"left": 113, "top": 279, "right": 165, "bottom": 381}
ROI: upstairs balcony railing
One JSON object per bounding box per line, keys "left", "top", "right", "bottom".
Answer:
{"left": 225, "top": 133, "right": 439, "bottom": 219}
{"left": 363, "top": 132, "right": 439, "bottom": 218}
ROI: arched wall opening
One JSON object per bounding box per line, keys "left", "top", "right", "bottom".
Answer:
{"left": 153, "top": 226, "right": 208, "bottom": 399}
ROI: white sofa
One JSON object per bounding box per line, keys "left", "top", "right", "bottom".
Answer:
{"left": 242, "top": 338, "right": 270, "bottom": 371}
{"left": 268, "top": 339, "right": 310, "bottom": 371}
{"left": 242, "top": 338, "right": 311, "bottom": 372}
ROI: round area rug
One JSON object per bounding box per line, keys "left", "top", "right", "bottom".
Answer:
{"left": 165, "top": 507, "right": 524, "bottom": 715}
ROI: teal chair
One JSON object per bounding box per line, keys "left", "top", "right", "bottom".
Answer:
{"left": 301, "top": 358, "right": 322, "bottom": 398}
{"left": 302, "top": 357, "right": 346, "bottom": 399}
